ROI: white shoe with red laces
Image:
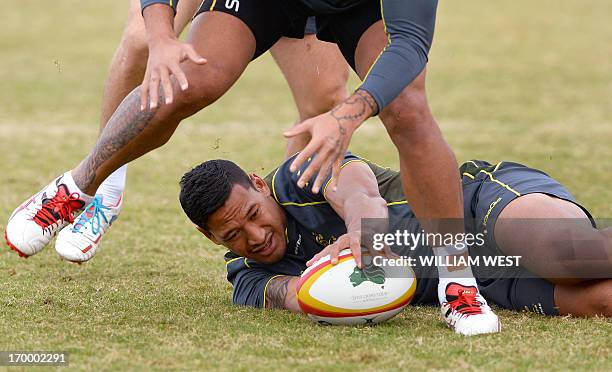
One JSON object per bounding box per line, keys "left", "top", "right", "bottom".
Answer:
{"left": 55, "top": 194, "right": 122, "bottom": 262}
{"left": 5, "top": 173, "right": 90, "bottom": 257}
{"left": 441, "top": 283, "right": 501, "bottom": 336}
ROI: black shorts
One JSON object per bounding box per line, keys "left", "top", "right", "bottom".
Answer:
{"left": 197, "top": 0, "right": 381, "bottom": 68}
{"left": 460, "top": 160, "right": 595, "bottom": 315}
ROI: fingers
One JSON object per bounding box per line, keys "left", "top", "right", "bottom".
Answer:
{"left": 330, "top": 158, "right": 343, "bottom": 192}
{"left": 382, "top": 245, "right": 399, "bottom": 259}
{"left": 330, "top": 244, "right": 340, "bottom": 265}
{"left": 140, "top": 72, "right": 150, "bottom": 111}
{"left": 149, "top": 70, "right": 161, "bottom": 110}
{"left": 169, "top": 64, "right": 188, "bottom": 91}
{"left": 306, "top": 247, "right": 329, "bottom": 267}
{"left": 290, "top": 140, "right": 317, "bottom": 174}
{"left": 306, "top": 239, "right": 348, "bottom": 267}
{"left": 350, "top": 238, "right": 363, "bottom": 269}
{"left": 160, "top": 68, "right": 173, "bottom": 105}
{"left": 306, "top": 253, "right": 321, "bottom": 267}
{"left": 298, "top": 150, "right": 327, "bottom": 190}
{"left": 311, "top": 157, "right": 333, "bottom": 195}
{"left": 183, "top": 44, "right": 207, "bottom": 65}
{"left": 283, "top": 120, "right": 310, "bottom": 139}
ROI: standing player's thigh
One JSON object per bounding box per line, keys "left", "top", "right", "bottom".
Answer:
{"left": 173, "top": 0, "right": 205, "bottom": 35}
{"left": 166, "top": 11, "right": 256, "bottom": 105}
{"left": 197, "top": 0, "right": 295, "bottom": 60}
{"left": 270, "top": 35, "right": 349, "bottom": 119}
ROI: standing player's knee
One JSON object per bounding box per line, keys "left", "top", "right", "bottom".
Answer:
{"left": 173, "top": 65, "right": 232, "bottom": 116}
{"left": 300, "top": 75, "right": 349, "bottom": 120}
{"left": 380, "top": 90, "right": 436, "bottom": 148}
{"left": 117, "top": 22, "right": 150, "bottom": 72}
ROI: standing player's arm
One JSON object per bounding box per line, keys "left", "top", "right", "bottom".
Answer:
{"left": 285, "top": 0, "right": 435, "bottom": 190}
{"left": 265, "top": 276, "right": 302, "bottom": 313}
{"left": 306, "top": 161, "right": 389, "bottom": 268}
{"left": 139, "top": 1, "right": 207, "bottom": 110}
{"left": 357, "top": 0, "right": 435, "bottom": 114}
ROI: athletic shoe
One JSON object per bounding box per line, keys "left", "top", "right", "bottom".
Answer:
{"left": 5, "top": 174, "right": 89, "bottom": 257}
{"left": 55, "top": 195, "right": 122, "bottom": 262}
{"left": 441, "top": 283, "right": 501, "bottom": 336}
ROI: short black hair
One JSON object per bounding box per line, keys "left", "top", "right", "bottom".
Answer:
{"left": 179, "top": 159, "right": 253, "bottom": 229}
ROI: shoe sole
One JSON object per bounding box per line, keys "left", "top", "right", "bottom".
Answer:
{"left": 444, "top": 317, "right": 502, "bottom": 336}
{"left": 4, "top": 229, "right": 30, "bottom": 258}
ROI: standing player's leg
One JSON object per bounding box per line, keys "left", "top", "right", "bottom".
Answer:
{"left": 55, "top": 0, "right": 203, "bottom": 262}
{"left": 334, "top": 7, "right": 498, "bottom": 334}
{"left": 271, "top": 21, "right": 349, "bottom": 157}
{"left": 5, "top": 10, "right": 273, "bottom": 258}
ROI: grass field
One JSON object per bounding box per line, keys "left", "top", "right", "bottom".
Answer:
{"left": 1, "top": 0, "right": 611, "bottom": 370}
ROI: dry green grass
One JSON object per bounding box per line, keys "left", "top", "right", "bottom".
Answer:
{"left": 0, "top": 0, "right": 611, "bottom": 370}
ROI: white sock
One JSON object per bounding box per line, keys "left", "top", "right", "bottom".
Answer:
{"left": 64, "top": 171, "right": 94, "bottom": 204}
{"left": 434, "top": 243, "right": 479, "bottom": 305}
{"left": 94, "top": 165, "right": 127, "bottom": 206}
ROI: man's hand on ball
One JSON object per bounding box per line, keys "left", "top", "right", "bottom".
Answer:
{"left": 307, "top": 231, "right": 363, "bottom": 268}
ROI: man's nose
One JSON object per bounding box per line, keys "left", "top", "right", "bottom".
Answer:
{"left": 245, "top": 223, "right": 266, "bottom": 246}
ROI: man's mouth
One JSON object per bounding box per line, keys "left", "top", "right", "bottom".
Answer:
{"left": 252, "top": 234, "right": 275, "bottom": 257}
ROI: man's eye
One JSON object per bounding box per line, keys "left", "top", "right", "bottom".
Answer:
{"left": 227, "top": 232, "right": 239, "bottom": 241}
{"left": 250, "top": 209, "right": 259, "bottom": 220}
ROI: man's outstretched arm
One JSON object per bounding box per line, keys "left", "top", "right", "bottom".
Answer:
{"left": 307, "top": 160, "right": 389, "bottom": 268}
{"left": 264, "top": 276, "right": 301, "bottom": 312}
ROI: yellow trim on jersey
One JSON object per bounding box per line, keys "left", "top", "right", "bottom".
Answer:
{"left": 493, "top": 161, "right": 503, "bottom": 172}
{"left": 262, "top": 274, "right": 286, "bottom": 309}
{"left": 225, "top": 256, "right": 243, "bottom": 266}
{"left": 463, "top": 172, "right": 475, "bottom": 179}
{"left": 479, "top": 170, "right": 521, "bottom": 197}
{"left": 280, "top": 201, "right": 329, "bottom": 207}
{"left": 169, "top": 0, "right": 173, "bottom": 8}
{"left": 209, "top": 0, "right": 217, "bottom": 11}
{"left": 271, "top": 167, "right": 281, "bottom": 204}
{"left": 387, "top": 201, "right": 408, "bottom": 206}
{"left": 271, "top": 159, "right": 329, "bottom": 207}
{"left": 322, "top": 159, "right": 367, "bottom": 199}
{"left": 468, "top": 160, "right": 480, "bottom": 168}
{"left": 243, "top": 257, "right": 251, "bottom": 268}
{"left": 350, "top": 154, "right": 387, "bottom": 170}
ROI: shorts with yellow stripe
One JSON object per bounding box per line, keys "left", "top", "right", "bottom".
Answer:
{"left": 460, "top": 160, "right": 594, "bottom": 315}
{"left": 196, "top": 0, "right": 429, "bottom": 69}
{"left": 460, "top": 160, "right": 591, "bottom": 249}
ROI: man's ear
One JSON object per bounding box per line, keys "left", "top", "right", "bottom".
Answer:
{"left": 250, "top": 173, "right": 271, "bottom": 196}
{"left": 195, "top": 225, "right": 221, "bottom": 245}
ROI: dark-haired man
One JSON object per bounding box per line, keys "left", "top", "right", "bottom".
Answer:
{"left": 179, "top": 154, "right": 612, "bottom": 327}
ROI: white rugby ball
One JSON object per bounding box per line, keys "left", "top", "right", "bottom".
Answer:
{"left": 297, "top": 249, "right": 416, "bottom": 325}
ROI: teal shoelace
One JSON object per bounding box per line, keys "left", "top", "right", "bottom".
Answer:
{"left": 72, "top": 196, "right": 110, "bottom": 235}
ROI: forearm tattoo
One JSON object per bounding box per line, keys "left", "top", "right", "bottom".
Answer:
{"left": 265, "top": 276, "right": 292, "bottom": 309}
{"left": 72, "top": 88, "right": 162, "bottom": 190}
{"left": 327, "top": 90, "right": 378, "bottom": 147}
{"left": 354, "top": 89, "right": 378, "bottom": 115}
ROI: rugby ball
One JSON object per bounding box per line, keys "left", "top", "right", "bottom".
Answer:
{"left": 297, "top": 249, "right": 416, "bottom": 325}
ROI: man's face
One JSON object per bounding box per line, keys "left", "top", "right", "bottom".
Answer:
{"left": 202, "top": 175, "right": 287, "bottom": 264}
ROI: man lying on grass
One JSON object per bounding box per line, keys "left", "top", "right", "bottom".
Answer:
{"left": 179, "top": 153, "right": 612, "bottom": 320}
